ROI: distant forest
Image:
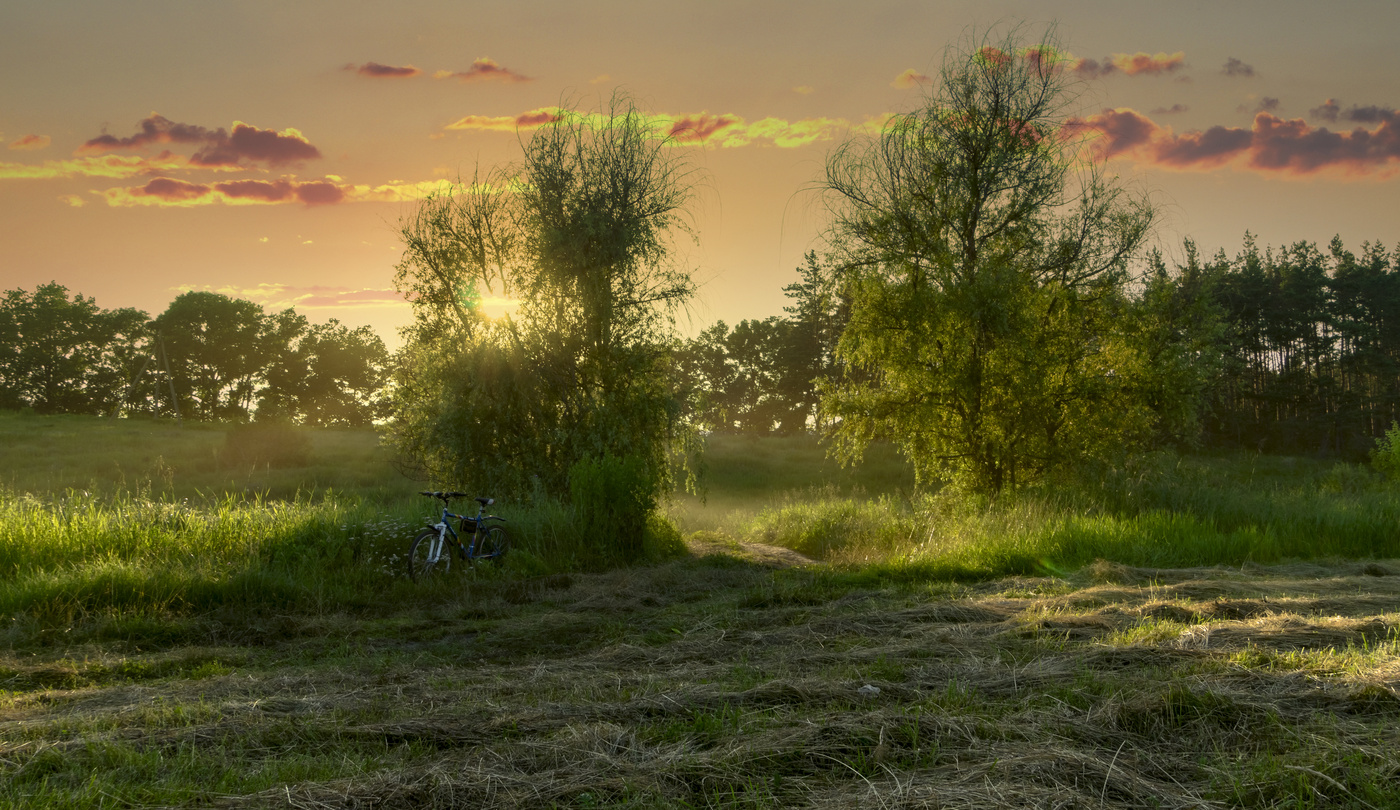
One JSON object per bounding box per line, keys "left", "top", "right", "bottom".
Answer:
{"left": 4, "top": 232, "right": 1400, "bottom": 459}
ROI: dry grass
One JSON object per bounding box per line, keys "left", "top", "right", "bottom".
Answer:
{"left": 3, "top": 545, "right": 1399, "bottom": 808}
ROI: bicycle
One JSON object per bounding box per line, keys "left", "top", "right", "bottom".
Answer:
{"left": 408, "top": 491, "right": 509, "bottom": 582}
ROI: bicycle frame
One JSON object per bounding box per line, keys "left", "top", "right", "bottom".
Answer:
{"left": 421, "top": 497, "right": 505, "bottom": 565}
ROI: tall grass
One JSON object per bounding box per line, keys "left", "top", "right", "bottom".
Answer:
{"left": 740, "top": 453, "right": 1400, "bottom": 577}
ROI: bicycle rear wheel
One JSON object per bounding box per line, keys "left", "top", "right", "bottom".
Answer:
{"left": 474, "top": 525, "right": 509, "bottom": 562}
{"left": 408, "top": 528, "right": 451, "bottom": 582}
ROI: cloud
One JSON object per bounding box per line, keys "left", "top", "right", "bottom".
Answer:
{"left": 793, "top": 85, "right": 815, "bottom": 95}
{"left": 444, "top": 107, "right": 565, "bottom": 132}
{"left": 667, "top": 113, "right": 745, "bottom": 143}
{"left": 1114, "top": 51, "right": 1186, "bottom": 75}
{"left": 188, "top": 122, "right": 321, "bottom": 167}
{"left": 434, "top": 57, "right": 531, "bottom": 83}
{"left": 1222, "top": 57, "right": 1255, "bottom": 77}
{"left": 1073, "top": 51, "right": 1187, "bottom": 78}
{"left": 352, "top": 62, "right": 422, "bottom": 78}
{"left": 78, "top": 114, "right": 321, "bottom": 168}
{"left": 1311, "top": 99, "right": 1341, "bottom": 122}
{"left": 1066, "top": 106, "right": 1400, "bottom": 177}
{"left": 589, "top": 74, "right": 611, "bottom": 85}
{"left": 1309, "top": 99, "right": 1397, "bottom": 125}
{"left": 1150, "top": 104, "right": 1189, "bottom": 115}
{"left": 444, "top": 107, "right": 859, "bottom": 149}
{"left": 98, "top": 175, "right": 351, "bottom": 207}
{"left": 8, "top": 134, "right": 51, "bottom": 151}
{"left": 0, "top": 152, "right": 189, "bottom": 180}
{"left": 1238, "top": 97, "right": 1280, "bottom": 114}
{"left": 891, "top": 69, "right": 931, "bottom": 89}
{"left": 95, "top": 175, "right": 461, "bottom": 207}
{"left": 59, "top": 194, "right": 86, "bottom": 207}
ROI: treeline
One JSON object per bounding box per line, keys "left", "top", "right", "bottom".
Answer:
{"left": 1193, "top": 234, "right": 1400, "bottom": 456}
{"left": 12, "top": 230, "right": 1400, "bottom": 459}
{"left": 676, "top": 234, "right": 1400, "bottom": 462}
{"left": 0, "top": 284, "right": 387, "bottom": 425}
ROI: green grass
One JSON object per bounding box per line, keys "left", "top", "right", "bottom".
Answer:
{"left": 0, "top": 410, "right": 401, "bottom": 501}
{"left": 729, "top": 451, "right": 1400, "bottom": 577}
{"left": 2, "top": 413, "right": 1399, "bottom": 807}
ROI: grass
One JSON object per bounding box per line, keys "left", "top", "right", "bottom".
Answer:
{"left": 3, "top": 558, "right": 1398, "bottom": 808}
{"left": 2, "top": 413, "right": 1399, "bottom": 806}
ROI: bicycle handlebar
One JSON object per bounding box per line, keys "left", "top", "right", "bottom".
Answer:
{"left": 419, "top": 491, "right": 495, "bottom": 508}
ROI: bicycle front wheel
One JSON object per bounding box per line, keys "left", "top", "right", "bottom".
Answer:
{"left": 474, "top": 525, "right": 509, "bottom": 562}
{"left": 408, "top": 528, "right": 451, "bottom": 582}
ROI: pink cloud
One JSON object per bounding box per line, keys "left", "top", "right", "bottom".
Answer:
{"left": 1066, "top": 106, "right": 1400, "bottom": 177}
{"left": 79, "top": 115, "right": 321, "bottom": 169}
{"left": 8, "top": 134, "right": 51, "bottom": 151}
{"left": 354, "top": 62, "right": 422, "bottom": 78}
{"left": 435, "top": 57, "right": 531, "bottom": 83}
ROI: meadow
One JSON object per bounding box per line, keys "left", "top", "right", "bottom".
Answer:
{"left": 2, "top": 412, "right": 1399, "bottom": 808}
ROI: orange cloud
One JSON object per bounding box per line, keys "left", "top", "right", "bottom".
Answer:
{"left": 79, "top": 115, "right": 321, "bottom": 168}
{"left": 8, "top": 134, "right": 51, "bottom": 151}
{"left": 353, "top": 62, "right": 422, "bottom": 78}
{"left": 891, "top": 69, "right": 931, "bottom": 89}
{"left": 1073, "top": 51, "right": 1187, "bottom": 78}
{"left": 0, "top": 152, "right": 189, "bottom": 180}
{"left": 444, "top": 107, "right": 565, "bottom": 132}
{"left": 94, "top": 176, "right": 462, "bottom": 207}
{"left": 98, "top": 176, "right": 349, "bottom": 207}
{"left": 434, "top": 57, "right": 531, "bottom": 83}
{"left": 1065, "top": 107, "right": 1400, "bottom": 177}
{"left": 445, "top": 107, "right": 858, "bottom": 149}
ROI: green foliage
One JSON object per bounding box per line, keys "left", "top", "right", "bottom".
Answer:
{"left": 1370, "top": 421, "right": 1400, "bottom": 480}
{"left": 258, "top": 314, "right": 388, "bottom": 427}
{"left": 1202, "top": 233, "right": 1400, "bottom": 457}
{"left": 569, "top": 455, "right": 658, "bottom": 566}
{"left": 0, "top": 282, "right": 149, "bottom": 415}
{"left": 820, "top": 27, "right": 1156, "bottom": 493}
{"left": 674, "top": 252, "right": 847, "bottom": 436}
{"left": 389, "top": 93, "right": 700, "bottom": 529}
{"left": 155, "top": 291, "right": 269, "bottom": 420}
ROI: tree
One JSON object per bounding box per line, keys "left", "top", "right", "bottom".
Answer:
{"left": 259, "top": 313, "right": 389, "bottom": 426}
{"left": 0, "top": 282, "right": 150, "bottom": 414}
{"left": 389, "top": 93, "right": 700, "bottom": 508}
{"left": 155, "top": 291, "right": 270, "bottom": 420}
{"left": 820, "top": 28, "right": 1155, "bottom": 493}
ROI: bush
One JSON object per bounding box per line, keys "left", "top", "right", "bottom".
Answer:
{"left": 569, "top": 455, "right": 658, "bottom": 566}
{"left": 1371, "top": 422, "right": 1400, "bottom": 481}
{"left": 221, "top": 422, "right": 312, "bottom": 469}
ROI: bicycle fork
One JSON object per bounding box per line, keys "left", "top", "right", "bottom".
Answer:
{"left": 428, "top": 523, "right": 451, "bottom": 563}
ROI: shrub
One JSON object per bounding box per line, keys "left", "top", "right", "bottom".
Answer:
{"left": 221, "top": 422, "right": 312, "bottom": 469}
{"left": 1370, "top": 422, "right": 1400, "bottom": 481}
{"left": 569, "top": 455, "right": 658, "bottom": 566}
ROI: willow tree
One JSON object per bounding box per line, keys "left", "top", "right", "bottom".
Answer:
{"left": 389, "top": 94, "right": 699, "bottom": 508}
{"left": 821, "top": 29, "right": 1156, "bottom": 493}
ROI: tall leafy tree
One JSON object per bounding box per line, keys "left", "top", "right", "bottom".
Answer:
{"left": 390, "top": 93, "right": 700, "bottom": 503}
{"left": 0, "top": 283, "right": 150, "bottom": 414}
{"left": 820, "top": 28, "right": 1155, "bottom": 492}
{"left": 259, "top": 312, "right": 389, "bottom": 426}
{"left": 155, "top": 291, "right": 270, "bottom": 420}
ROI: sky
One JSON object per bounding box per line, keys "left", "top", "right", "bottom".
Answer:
{"left": 3, "top": 0, "right": 1398, "bottom": 346}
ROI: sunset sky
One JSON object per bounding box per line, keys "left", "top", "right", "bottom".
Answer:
{"left": 3, "top": 0, "right": 1398, "bottom": 346}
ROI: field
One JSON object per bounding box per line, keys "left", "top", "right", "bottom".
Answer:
{"left": 2, "top": 413, "right": 1399, "bottom": 808}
